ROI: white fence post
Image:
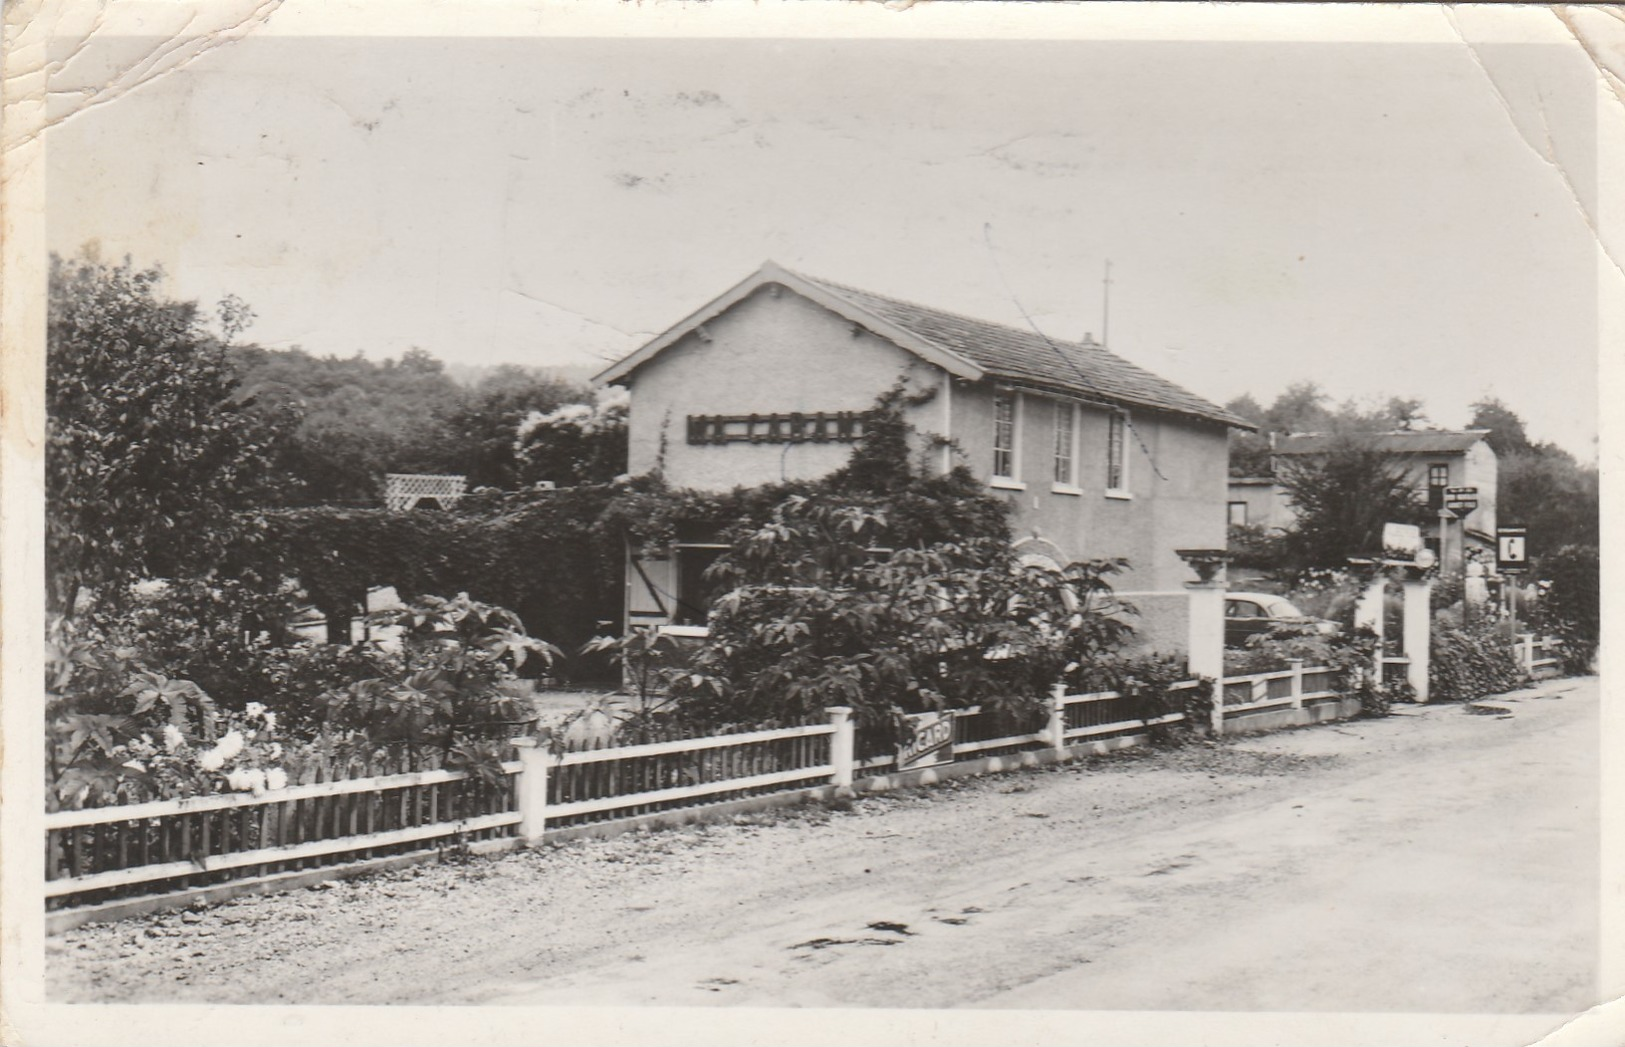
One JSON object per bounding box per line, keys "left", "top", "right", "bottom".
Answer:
{"left": 827, "top": 706, "right": 855, "bottom": 788}
{"left": 514, "top": 735, "right": 550, "bottom": 842}
{"left": 1288, "top": 659, "right": 1304, "bottom": 711}
{"left": 1049, "top": 683, "right": 1068, "bottom": 756}
{"left": 1210, "top": 679, "right": 1225, "bottom": 737}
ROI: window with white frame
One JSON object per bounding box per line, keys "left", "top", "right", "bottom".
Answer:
{"left": 1052, "top": 400, "right": 1075, "bottom": 485}
{"left": 993, "top": 392, "right": 1018, "bottom": 479}
{"left": 1105, "top": 410, "right": 1128, "bottom": 492}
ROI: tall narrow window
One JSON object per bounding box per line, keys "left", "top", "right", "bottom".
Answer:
{"left": 1228, "top": 501, "right": 1248, "bottom": 526}
{"left": 1106, "top": 411, "right": 1127, "bottom": 491}
{"left": 1053, "top": 401, "right": 1075, "bottom": 485}
{"left": 993, "top": 393, "right": 1017, "bottom": 479}
{"left": 1427, "top": 462, "right": 1449, "bottom": 509}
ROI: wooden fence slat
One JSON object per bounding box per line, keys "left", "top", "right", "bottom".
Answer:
{"left": 45, "top": 811, "right": 524, "bottom": 899}
{"left": 46, "top": 762, "right": 524, "bottom": 831}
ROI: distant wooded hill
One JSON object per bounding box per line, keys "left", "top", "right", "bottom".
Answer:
{"left": 231, "top": 345, "right": 596, "bottom": 505}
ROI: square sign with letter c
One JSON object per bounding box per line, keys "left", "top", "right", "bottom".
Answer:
{"left": 1497, "top": 527, "right": 1528, "bottom": 572}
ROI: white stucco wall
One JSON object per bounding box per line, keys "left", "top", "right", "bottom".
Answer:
{"left": 952, "top": 385, "right": 1228, "bottom": 596}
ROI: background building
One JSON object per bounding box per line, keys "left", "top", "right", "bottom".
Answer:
{"left": 1227, "top": 429, "right": 1498, "bottom": 573}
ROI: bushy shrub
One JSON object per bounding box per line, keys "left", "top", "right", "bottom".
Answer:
{"left": 1227, "top": 523, "right": 1284, "bottom": 571}
{"left": 1430, "top": 569, "right": 1464, "bottom": 613}
{"left": 670, "top": 491, "right": 1134, "bottom": 736}
{"left": 46, "top": 593, "right": 553, "bottom": 809}
{"left": 1223, "top": 632, "right": 1343, "bottom": 676}
{"left": 1538, "top": 544, "right": 1598, "bottom": 675}
{"left": 1429, "top": 621, "right": 1528, "bottom": 703}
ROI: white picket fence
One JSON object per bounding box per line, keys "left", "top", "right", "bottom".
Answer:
{"left": 1517, "top": 634, "right": 1562, "bottom": 677}
{"left": 45, "top": 665, "right": 1347, "bottom": 925}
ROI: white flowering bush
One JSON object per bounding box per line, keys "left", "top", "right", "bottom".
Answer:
{"left": 47, "top": 678, "right": 302, "bottom": 810}
{"left": 512, "top": 385, "right": 628, "bottom": 487}
{"left": 46, "top": 593, "right": 554, "bottom": 809}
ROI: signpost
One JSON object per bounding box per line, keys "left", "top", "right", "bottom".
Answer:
{"left": 1444, "top": 485, "right": 1478, "bottom": 515}
{"left": 1497, "top": 526, "right": 1529, "bottom": 638}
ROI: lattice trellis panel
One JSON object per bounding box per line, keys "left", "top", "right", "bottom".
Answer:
{"left": 383, "top": 473, "right": 467, "bottom": 511}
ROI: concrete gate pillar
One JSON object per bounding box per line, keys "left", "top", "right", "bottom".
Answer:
{"left": 1176, "top": 550, "right": 1230, "bottom": 736}
{"left": 1354, "top": 576, "right": 1386, "bottom": 639}
{"left": 1184, "top": 579, "right": 1225, "bottom": 682}
{"left": 1353, "top": 573, "right": 1387, "bottom": 690}
{"left": 1401, "top": 576, "right": 1432, "bottom": 703}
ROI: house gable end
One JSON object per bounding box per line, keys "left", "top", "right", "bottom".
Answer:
{"left": 594, "top": 262, "right": 986, "bottom": 387}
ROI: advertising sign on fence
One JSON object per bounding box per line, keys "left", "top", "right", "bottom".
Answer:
{"left": 898, "top": 710, "right": 955, "bottom": 770}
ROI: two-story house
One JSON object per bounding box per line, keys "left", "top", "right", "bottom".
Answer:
{"left": 1227, "top": 429, "right": 1498, "bottom": 573}
{"left": 595, "top": 262, "right": 1254, "bottom": 656}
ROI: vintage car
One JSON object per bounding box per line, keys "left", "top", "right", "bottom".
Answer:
{"left": 1223, "top": 592, "right": 1338, "bottom": 648}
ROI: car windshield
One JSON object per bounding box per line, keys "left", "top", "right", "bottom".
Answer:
{"left": 1264, "top": 598, "right": 1305, "bottom": 618}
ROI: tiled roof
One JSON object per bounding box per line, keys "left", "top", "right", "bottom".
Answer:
{"left": 793, "top": 271, "right": 1253, "bottom": 430}
{"left": 1273, "top": 431, "right": 1489, "bottom": 456}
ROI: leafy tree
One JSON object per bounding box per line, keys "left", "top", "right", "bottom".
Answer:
{"left": 1224, "top": 394, "right": 1273, "bottom": 477}
{"left": 1273, "top": 434, "right": 1429, "bottom": 569}
{"left": 1469, "top": 396, "right": 1534, "bottom": 458}
{"left": 1499, "top": 446, "right": 1600, "bottom": 563}
{"left": 1366, "top": 395, "right": 1429, "bottom": 431}
{"left": 1467, "top": 396, "right": 1597, "bottom": 565}
{"left": 1264, "top": 381, "right": 1336, "bottom": 433}
{"left": 46, "top": 252, "right": 293, "bottom": 615}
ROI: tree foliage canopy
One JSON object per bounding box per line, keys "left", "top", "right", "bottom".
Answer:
{"left": 1273, "top": 434, "right": 1430, "bottom": 569}
{"left": 1226, "top": 382, "right": 1432, "bottom": 477}
{"left": 47, "top": 252, "right": 294, "bottom": 614}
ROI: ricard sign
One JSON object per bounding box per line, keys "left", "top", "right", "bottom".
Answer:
{"left": 898, "top": 711, "right": 955, "bottom": 770}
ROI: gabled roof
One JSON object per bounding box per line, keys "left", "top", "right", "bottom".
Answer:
{"left": 1273, "top": 430, "right": 1491, "bottom": 456}
{"left": 595, "top": 261, "right": 1254, "bottom": 430}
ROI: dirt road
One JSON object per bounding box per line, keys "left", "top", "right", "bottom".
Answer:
{"left": 50, "top": 679, "right": 1600, "bottom": 1015}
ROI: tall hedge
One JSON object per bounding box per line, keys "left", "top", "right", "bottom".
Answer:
{"left": 1429, "top": 620, "right": 1527, "bottom": 703}
{"left": 231, "top": 485, "right": 625, "bottom": 666}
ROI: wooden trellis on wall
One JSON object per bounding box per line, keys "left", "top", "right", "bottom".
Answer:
{"left": 383, "top": 473, "right": 467, "bottom": 511}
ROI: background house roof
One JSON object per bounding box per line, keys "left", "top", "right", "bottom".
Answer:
{"left": 1272, "top": 430, "right": 1490, "bottom": 456}
{"left": 791, "top": 270, "right": 1254, "bottom": 430}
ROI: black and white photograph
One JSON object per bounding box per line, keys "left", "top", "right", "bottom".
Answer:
{"left": 2, "top": 3, "right": 1618, "bottom": 1045}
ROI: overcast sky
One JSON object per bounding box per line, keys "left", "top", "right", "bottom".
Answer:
{"left": 46, "top": 28, "right": 1602, "bottom": 458}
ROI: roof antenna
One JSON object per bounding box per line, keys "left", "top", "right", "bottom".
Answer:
{"left": 1099, "top": 259, "right": 1111, "bottom": 347}
{"left": 981, "top": 223, "right": 1166, "bottom": 481}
